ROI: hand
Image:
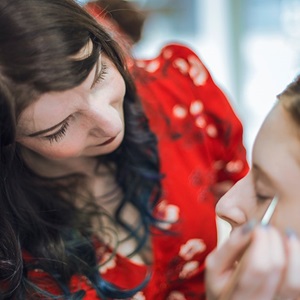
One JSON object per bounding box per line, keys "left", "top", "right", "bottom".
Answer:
{"left": 205, "top": 223, "right": 300, "bottom": 300}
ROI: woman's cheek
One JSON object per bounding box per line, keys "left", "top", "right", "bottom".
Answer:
{"left": 26, "top": 139, "right": 85, "bottom": 160}
{"left": 46, "top": 144, "right": 83, "bottom": 159}
{"left": 47, "top": 140, "right": 86, "bottom": 159}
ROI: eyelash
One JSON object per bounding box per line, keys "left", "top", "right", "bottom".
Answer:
{"left": 256, "top": 194, "right": 273, "bottom": 202}
{"left": 94, "top": 63, "right": 108, "bottom": 85}
{"left": 44, "top": 121, "right": 70, "bottom": 144}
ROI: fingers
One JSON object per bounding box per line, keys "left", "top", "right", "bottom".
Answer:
{"left": 205, "top": 224, "right": 300, "bottom": 300}
{"left": 206, "top": 221, "right": 255, "bottom": 273}
{"left": 205, "top": 221, "right": 255, "bottom": 299}
{"left": 234, "top": 226, "right": 286, "bottom": 300}
{"left": 277, "top": 230, "right": 300, "bottom": 299}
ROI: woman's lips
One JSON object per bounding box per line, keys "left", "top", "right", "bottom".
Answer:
{"left": 96, "top": 137, "right": 116, "bottom": 146}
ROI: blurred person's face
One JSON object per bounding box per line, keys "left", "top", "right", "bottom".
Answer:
{"left": 216, "top": 101, "right": 300, "bottom": 235}
{"left": 16, "top": 42, "right": 126, "bottom": 162}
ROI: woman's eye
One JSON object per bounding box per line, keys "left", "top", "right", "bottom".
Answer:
{"left": 256, "top": 194, "right": 273, "bottom": 202}
{"left": 94, "top": 63, "right": 108, "bottom": 85}
{"left": 43, "top": 121, "right": 70, "bottom": 144}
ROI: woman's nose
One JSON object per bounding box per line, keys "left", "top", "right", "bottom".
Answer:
{"left": 216, "top": 191, "right": 247, "bottom": 228}
{"left": 87, "top": 100, "right": 122, "bottom": 137}
{"left": 216, "top": 174, "right": 253, "bottom": 228}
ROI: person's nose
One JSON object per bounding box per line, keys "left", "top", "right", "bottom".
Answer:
{"left": 88, "top": 101, "right": 122, "bottom": 138}
{"left": 216, "top": 173, "right": 255, "bottom": 229}
{"left": 87, "top": 98, "right": 122, "bottom": 138}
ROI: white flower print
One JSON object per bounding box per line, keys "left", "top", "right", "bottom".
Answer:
{"left": 173, "top": 54, "right": 208, "bottom": 85}
{"left": 179, "top": 239, "right": 207, "bottom": 260}
{"left": 173, "top": 104, "right": 188, "bottom": 119}
{"left": 132, "top": 291, "right": 146, "bottom": 300}
{"left": 206, "top": 124, "right": 218, "bottom": 138}
{"left": 189, "top": 100, "right": 204, "bottom": 115}
{"left": 156, "top": 200, "right": 180, "bottom": 230}
{"left": 163, "top": 48, "right": 173, "bottom": 59}
{"left": 145, "top": 60, "right": 160, "bottom": 73}
{"left": 179, "top": 261, "right": 199, "bottom": 279}
{"left": 136, "top": 61, "right": 147, "bottom": 68}
{"left": 173, "top": 58, "right": 189, "bottom": 75}
{"left": 98, "top": 252, "right": 117, "bottom": 274}
{"left": 226, "top": 160, "right": 243, "bottom": 173}
{"left": 187, "top": 55, "right": 208, "bottom": 86}
{"left": 167, "top": 291, "right": 187, "bottom": 300}
{"left": 195, "top": 116, "right": 206, "bottom": 128}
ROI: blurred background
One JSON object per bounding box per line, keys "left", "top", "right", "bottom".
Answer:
{"left": 78, "top": 0, "right": 300, "bottom": 242}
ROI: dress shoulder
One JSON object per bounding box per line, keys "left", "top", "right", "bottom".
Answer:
{"left": 133, "top": 43, "right": 212, "bottom": 84}
{"left": 133, "top": 43, "right": 249, "bottom": 184}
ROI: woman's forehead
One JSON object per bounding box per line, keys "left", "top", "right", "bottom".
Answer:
{"left": 252, "top": 102, "right": 300, "bottom": 179}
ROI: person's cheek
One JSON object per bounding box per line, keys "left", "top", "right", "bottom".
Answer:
{"left": 271, "top": 200, "right": 300, "bottom": 236}
{"left": 33, "top": 138, "right": 85, "bottom": 160}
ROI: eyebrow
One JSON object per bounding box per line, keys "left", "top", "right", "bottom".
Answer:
{"left": 27, "top": 117, "right": 69, "bottom": 137}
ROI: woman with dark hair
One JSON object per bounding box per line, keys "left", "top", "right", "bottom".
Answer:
{"left": 0, "top": 0, "right": 248, "bottom": 299}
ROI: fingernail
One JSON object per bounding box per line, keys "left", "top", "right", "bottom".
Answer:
{"left": 260, "top": 222, "right": 270, "bottom": 229}
{"left": 285, "top": 228, "right": 298, "bottom": 239}
{"left": 241, "top": 219, "right": 256, "bottom": 234}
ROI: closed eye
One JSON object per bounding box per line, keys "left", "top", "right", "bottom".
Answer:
{"left": 92, "top": 62, "right": 108, "bottom": 88}
{"left": 43, "top": 120, "right": 70, "bottom": 144}
{"left": 256, "top": 193, "right": 273, "bottom": 203}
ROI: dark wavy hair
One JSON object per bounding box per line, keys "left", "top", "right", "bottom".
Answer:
{"left": 278, "top": 75, "right": 300, "bottom": 126}
{"left": 0, "top": 0, "right": 161, "bottom": 299}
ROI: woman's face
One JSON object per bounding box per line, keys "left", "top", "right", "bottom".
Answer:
{"left": 217, "top": 101, "right": 300, "bottom": 235}
{"left": 16, "top": 51, "right": 126, "bottom": 161}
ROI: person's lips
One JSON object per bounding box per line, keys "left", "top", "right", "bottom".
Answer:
{"left": 96, "top": 137, "right": 116, "bottom": 146}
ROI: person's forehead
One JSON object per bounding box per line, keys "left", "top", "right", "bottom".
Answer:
{"left": 252, "top": 102, "right": 300, "bottom": 180}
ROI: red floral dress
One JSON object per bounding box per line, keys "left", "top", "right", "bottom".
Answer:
{"left": 25, "top": 44, "right": 248, "bottom": 299}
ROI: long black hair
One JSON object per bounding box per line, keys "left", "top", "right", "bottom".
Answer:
{"left": 0, "top": 0, "right": 161, "bottom": 298}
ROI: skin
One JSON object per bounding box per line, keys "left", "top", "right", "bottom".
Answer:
{"left": 16, "top": 44, "right": 126, "bottom": 177}
{"left": 206, "top": 101, "right": 300, "bottom": 300}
